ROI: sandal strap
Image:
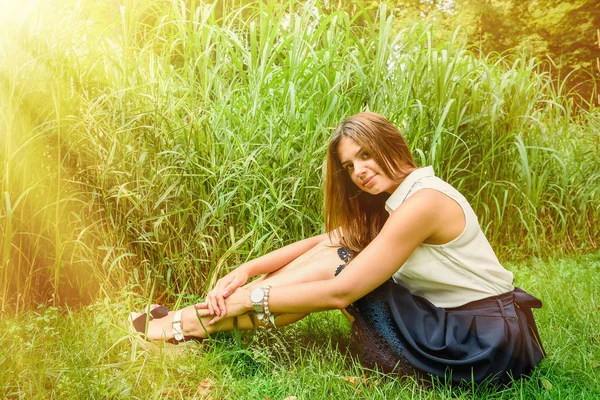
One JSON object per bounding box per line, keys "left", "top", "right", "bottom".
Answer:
{"left": 172, "top": 309, "right": 184, "bottom": 341}
{"left": 149, "top": 305, "right": 170, "bottom": 319}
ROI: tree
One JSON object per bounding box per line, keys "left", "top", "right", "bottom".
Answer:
{"left": 332, "top": 0, "right": 599, "bottom": 106}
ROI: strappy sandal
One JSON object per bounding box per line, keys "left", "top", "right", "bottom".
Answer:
{"left": 130, "top": 306, "right": 205, "bottom": 345}
{"left": 167, "top": 308, "right": 205, "bottom": 344}
{"left": 129, "top": 305, "right": 170, "bottom": 334}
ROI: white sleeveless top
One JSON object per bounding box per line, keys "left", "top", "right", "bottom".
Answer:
{"left": 385, "top": 166, "right": 514, "bottom": 308}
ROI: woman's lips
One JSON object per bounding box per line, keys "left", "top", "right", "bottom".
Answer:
{"left": 363, "top": 175, "right": 376, "bottom": 188}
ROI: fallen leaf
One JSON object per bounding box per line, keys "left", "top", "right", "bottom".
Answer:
{"left": 262, "top": 396, "right": 271, "bottom": 400}
{"left": 197, "top": 377, "right": 215, "bottom": 399}
{"left": 590, "top": 359, "right": 599, "bottom": 368}
{"left": 540, "top": 377, "right": 553, "bottom": 391}
{"left": 343, "top": 377, "right": 359, "bottom": 387}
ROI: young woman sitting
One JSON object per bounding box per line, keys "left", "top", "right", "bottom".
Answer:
{"left": 130, "top": 112, "right": 545, "bottom": 384}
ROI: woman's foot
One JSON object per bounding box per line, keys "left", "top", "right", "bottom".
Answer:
{"left": 138, "top": 306, "right": 209, "bottom": 342}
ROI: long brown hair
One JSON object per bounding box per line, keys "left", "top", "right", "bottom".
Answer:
{"left": 325, "top": 112, "right": 417, "bottom": 253}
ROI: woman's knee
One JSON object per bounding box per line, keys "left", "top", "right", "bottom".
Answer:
{"left": 243, "top": 238, "right": 345, "bottom": 289}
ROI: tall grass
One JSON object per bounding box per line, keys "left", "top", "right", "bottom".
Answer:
{"left": 0, "top": 0, "right": 599, "bottom": 309}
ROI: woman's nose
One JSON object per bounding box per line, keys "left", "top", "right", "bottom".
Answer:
{"left": 354, "top": 161, "right": 367, "bottom": 176}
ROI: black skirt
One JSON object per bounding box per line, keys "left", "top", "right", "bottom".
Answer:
{"left": 334, "top": 248, "right": 546, "bottom": 384}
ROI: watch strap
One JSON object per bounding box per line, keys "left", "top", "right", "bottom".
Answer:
{"left": 172, "top": 309, "right": 184, "bottom": 341}
{"left": 251, "top": 288, "right": 265, "bottom": 313}
{"left": 253, "top": 302, "right": 264, "bottom": 313}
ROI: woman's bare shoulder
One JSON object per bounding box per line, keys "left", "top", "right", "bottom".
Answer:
{"left": 390, "top": 189, "right": 465, "bottom": 245}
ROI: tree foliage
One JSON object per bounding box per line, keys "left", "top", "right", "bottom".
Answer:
{"left": 327, "top": 0, "right": 599, "bottom": 106}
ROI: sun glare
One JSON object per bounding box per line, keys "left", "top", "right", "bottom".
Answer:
{"left": 0, "top": 0, "right": 45, "bottom": 31}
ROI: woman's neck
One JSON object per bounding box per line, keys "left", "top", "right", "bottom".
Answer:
{"left": 386, "top": 166, "right": 417, "bottom": 194}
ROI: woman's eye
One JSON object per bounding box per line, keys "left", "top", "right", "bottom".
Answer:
{"left": 361, "top": 152, "right": 370, "bottom": 159}
{"left": 345, "top": 164, "right": 354, "bottom": 171}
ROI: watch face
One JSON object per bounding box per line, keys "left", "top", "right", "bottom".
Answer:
{"left": 250, "top": 287, "right": 264, "bottom": 303}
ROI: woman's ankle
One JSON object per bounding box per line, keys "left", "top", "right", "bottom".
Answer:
{"left": 181, "top": 307, "right": 210, "bottom": 338}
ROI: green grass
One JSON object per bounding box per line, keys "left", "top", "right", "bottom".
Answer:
{"left": 1, "top": 253, "right": 599, "bottom": 399}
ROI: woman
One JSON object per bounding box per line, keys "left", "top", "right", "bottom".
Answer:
{"left": 131, "top": 112, "right": 545, "bottom": 384}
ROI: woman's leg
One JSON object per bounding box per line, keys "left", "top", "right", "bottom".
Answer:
{"left": 142, "top": 237, "right": 347, "bottom": 341}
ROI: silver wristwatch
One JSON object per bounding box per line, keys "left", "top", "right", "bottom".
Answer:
{"left": 250, "top": 287, "right": 266, "bottom": 314}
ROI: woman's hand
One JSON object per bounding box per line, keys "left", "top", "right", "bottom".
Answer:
{"left": 204, "top": 267, "right": 250, "bottom": 317}
{"left": 195, "top": 286, "right": 251, "bottom": 325}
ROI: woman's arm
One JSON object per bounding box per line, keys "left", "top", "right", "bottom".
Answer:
{"left": 206, "top": 232, "right": 329, "bottom": 316}
{"left": 204, "top": 190, "right": 446, "bottom": 322}
{"left": 239, "top": 232, "right": 329, "bottom": 277}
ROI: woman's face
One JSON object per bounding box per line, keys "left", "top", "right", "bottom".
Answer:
{"left": 337, "top": 136, "right": 400, "bottom": 195}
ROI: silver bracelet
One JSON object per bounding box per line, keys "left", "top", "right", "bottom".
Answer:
{"left": 263, "top": 285, "right": 270, "bottom": 318}
{"left": 261, "top": 285, "right": 276, "bottom": 328}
